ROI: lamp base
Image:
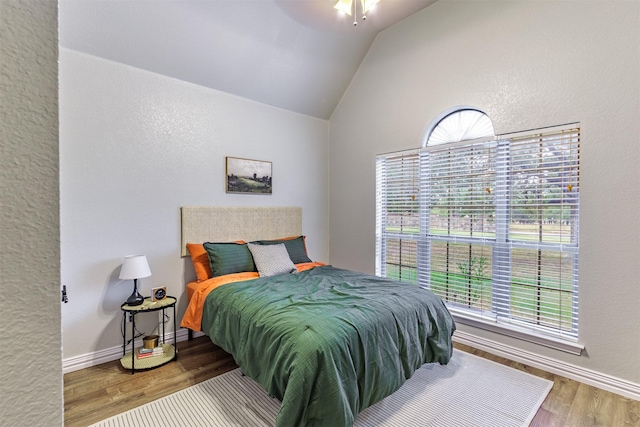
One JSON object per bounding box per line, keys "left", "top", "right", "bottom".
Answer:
{"left": 126, "top": 290, "right": 144, "bottom": 306}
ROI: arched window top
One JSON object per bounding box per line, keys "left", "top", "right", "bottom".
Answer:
{"left": 422, "top": 107, "right": 495, "bottom": 147}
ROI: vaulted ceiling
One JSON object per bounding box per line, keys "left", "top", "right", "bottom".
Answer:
{"left": 59, "top": 0, "right": 437, "bottom": 119}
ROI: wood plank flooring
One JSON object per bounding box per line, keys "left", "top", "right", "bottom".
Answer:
{"left": 64, "top": 337, "right": 237, "bottom": 427}
{"left": 64, "top": 337, "right": 639, "bottom": 426}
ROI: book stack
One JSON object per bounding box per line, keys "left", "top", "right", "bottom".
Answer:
{"left": 137, "top": 345, "right": 164, "bottom": 359}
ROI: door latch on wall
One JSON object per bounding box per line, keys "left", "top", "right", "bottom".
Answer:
{"left": 62, "top": 285, "right": 68, "bottom": 303}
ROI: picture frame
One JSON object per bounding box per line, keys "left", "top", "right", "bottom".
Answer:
{"left": 226, "top": 157, "right": 272, "bottom": 194}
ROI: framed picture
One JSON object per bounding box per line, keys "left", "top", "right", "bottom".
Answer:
{"left": 226, "top": 157, "right": 272, "bottom": 194}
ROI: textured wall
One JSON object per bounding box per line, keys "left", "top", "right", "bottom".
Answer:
{"left": 0, "top": 0, "right": 62, "bottom": 425}
{"left": 329, "top": 1, "right": 640, "bottom": 383}
{"left": 59, "top": 49, "right": 329, "bottom": 362}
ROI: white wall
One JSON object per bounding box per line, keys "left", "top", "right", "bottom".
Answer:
{"left": 329, "top": 1, "right": 640, "bottom": 384}
{"left": 0, "top": 0, "right": 62, "bottom": 424}
{"left": 60, "top": 49, "right": 329, "bottom": 362}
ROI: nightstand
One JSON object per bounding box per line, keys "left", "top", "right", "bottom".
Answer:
{"left": 120, "top": 296, "right": 178, "bottom": 374}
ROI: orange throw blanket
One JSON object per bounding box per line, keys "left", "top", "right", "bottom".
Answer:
{"left": 181, "top": 262, "right": 325, "bottom": 332}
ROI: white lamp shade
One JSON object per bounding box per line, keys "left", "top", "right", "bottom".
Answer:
{"left": 362, "top": 0, "right": 381, "bottom": 13}
{"left": 334, "top": 0, "right": 353, "bottom": 15}
{"left": 119, "top": 255, "right": 152, "bottom": 280}
{"left": 334, "top": 0, "right": 381, "bottom": 16}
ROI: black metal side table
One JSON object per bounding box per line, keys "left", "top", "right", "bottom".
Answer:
{"left": 120, "top": 296, "right": 178, "bottom": 374}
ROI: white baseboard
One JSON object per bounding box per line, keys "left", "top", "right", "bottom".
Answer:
{"left": 453, "top": 330, "right": 640, "bottom": 401}
{"left": 65, "top": 328, "right": 640, "bottom": 401}
{"left": 62, "top": 329, "right": 205, "bottom": 374}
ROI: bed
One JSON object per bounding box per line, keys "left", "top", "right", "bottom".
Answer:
{"left": 180, "top": 206, "right": 455, "bottom": 427}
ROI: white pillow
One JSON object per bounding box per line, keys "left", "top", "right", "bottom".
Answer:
{"left": 247, "top": 243, "right": 297, "bottom": 277}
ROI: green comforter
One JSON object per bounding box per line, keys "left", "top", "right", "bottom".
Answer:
{"left": 201, "top": 266, "right": 455, "bottom": 426}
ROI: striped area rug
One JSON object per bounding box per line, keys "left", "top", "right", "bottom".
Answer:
{"left": 91, "top": 350, "right": 552, "bottom": 427}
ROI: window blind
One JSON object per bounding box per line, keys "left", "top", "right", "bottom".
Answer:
{"left": 498, "top": 128, "right": 580, "bottom": 338}
{"left": 376, "top": 126, "right": 580, "bottom": 342}
{"left": 376, "top": 151, "right": 420, "bottom": 284}
{"left": 423, "top": 140, "right": 497, "bottom": 314}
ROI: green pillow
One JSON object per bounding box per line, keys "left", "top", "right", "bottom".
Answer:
{"left": 203, "top": 242, "right": 257, "bottom": 277}
{"left": 251, "top": 236, "right": 312, "bottom": 264}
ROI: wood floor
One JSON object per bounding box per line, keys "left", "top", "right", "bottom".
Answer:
{"left": 64, "top": 336, "right": 639, "bottom": 427}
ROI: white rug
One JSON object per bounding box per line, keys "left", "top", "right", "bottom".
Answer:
{"left": 91, "top": 350, "right": 552, "bottom": 427}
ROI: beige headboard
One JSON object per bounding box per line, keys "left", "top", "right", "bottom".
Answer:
{"left": 180, "top": 206, "right": 302, "bottom": 256}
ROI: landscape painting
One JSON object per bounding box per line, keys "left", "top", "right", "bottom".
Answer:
{"left": 226, "top": 157, "right": 272, "bottom": 194}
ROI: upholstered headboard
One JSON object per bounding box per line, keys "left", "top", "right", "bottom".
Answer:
{"left": 180, "top": 206, "right": 302, "bottom": 256}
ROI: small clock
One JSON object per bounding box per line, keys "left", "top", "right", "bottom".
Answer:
{"left": 152, "top": 286, "right": 167, "bottom": 301}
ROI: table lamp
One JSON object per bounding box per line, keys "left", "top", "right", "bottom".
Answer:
{"left": 119, "top": 254, "right": 151, "bottom": 306}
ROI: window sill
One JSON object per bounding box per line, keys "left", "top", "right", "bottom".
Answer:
{"left": 449, "top": 309, "right": 584, "bottom": 355}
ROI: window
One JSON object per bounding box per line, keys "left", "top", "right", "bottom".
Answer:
{"left": 376, "top": 110, "right": 580, "bottom": 349}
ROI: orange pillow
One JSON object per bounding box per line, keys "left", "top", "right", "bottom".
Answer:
{"left": 186, "top": 243, "right": 211, "bottom": 282}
